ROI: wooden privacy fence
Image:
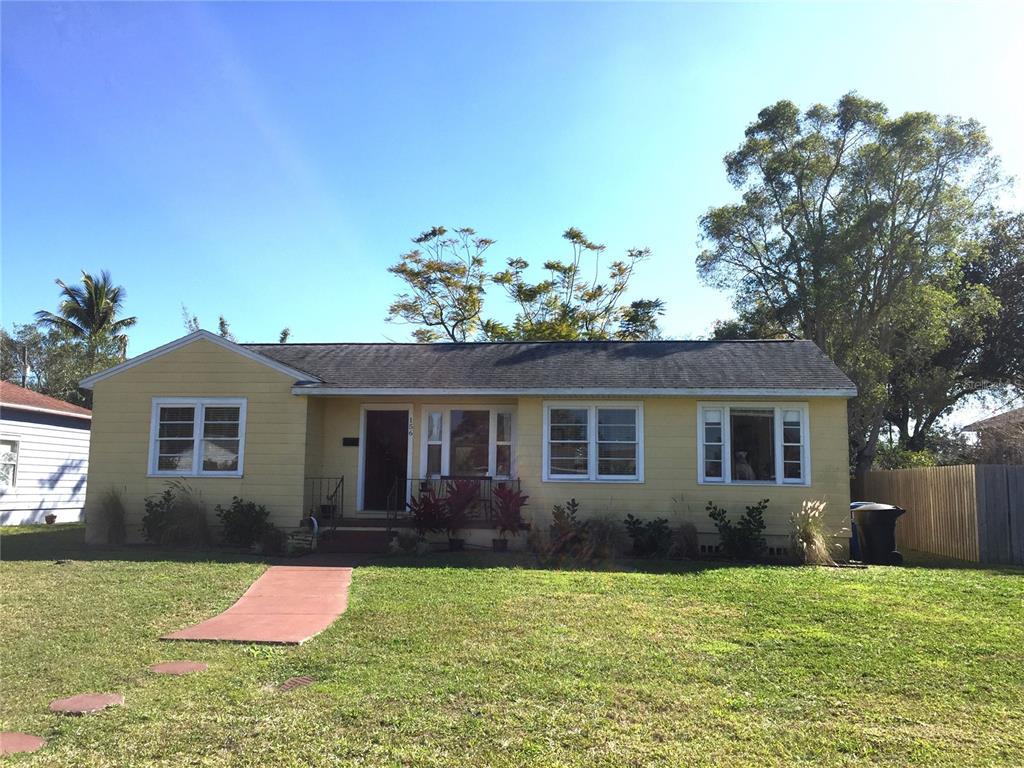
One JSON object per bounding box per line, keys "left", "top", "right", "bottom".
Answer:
{"left": 851, "top": 465, "right": 1024, "bottom": 565}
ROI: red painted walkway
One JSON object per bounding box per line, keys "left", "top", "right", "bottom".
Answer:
{"left": 162, "top": 566, "right": 353, "bottom": 645}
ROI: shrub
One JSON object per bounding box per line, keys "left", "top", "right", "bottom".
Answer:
{"left": 407, "top": 489, "right": 446, "bottom": 538}
{"left": 527, "top": 526, "right": 553, "bottom": 561}
{"left": 791, "top": 500, "right": 836, "bottom": 566}
{"left": 539, "top": 500, "right": 623, "bottom": 564}
{"left": 259, "top": 524, "right": 287, "bottom": 556}
{"left": 669, "top": 521, "right": 700, "bottom": 560}
{"left": 549, "top": 498, "right": 584, "bottom": 557}
{"left": 97, "top": 487, "right": 127, "bottom": 545}
{"left": 706, "top": 499, "right": 768, "bottom": 560}
{"left": 443, "top": 479, "right": 478, "bottom": 538}
{"left": 215, "top": 496, "right": 271, "bottom": 548}
{"left": 142, "top": 480, "right": 210, "bottom": 547}
{"left": 493, "top": 485, "right": 529, "bottom": 539}
{"left": 623, "top": 514, "right": 671, "bottom": 557}
{"left": 577, "top": 515, "right": 624, "bottom": 562}
{"left": 396, "top": 530, "right": 419, "bottom": 554}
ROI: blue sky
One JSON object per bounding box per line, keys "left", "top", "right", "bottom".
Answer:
{"left": 3, "top": 1, "right": 1022, "bottom": 372}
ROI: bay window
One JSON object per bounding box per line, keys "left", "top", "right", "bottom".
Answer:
{"left": 420, "top": 406, "right": 515, "bottom": 479}
{"left": 544, "top": 402, "right": 643, "bottom": 482}
{"left": 149, "top": 398, "right": 247, "bottom": 476}
{"left": 698, "top": 403, "right": 808, "bottom": 485}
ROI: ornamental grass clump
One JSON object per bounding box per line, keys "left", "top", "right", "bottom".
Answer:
{"left": 97, "top": 487, "right": 127, "bottom": 545}
{"left": 791, "top": 500, "right": 837, "bottom": 566}
{"left": 142, "top": 480, "right": 210, "bottom": 547}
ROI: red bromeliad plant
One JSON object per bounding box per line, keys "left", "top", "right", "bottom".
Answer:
{"left": 493, "top": 485, "right": 529, "bottom": 539}
{"left": 407, "top": 489, "right": 446, "bottom": 538}
{"left": 443, "top": 479, "right": 479, "bottom": 538}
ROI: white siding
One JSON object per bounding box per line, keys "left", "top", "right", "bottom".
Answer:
{"left": 0, "top": 415, "right": 90, "bottom": 525}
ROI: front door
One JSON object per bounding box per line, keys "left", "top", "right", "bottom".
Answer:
{"left": 362, "top": 410, "right": 409, "bottom": 511}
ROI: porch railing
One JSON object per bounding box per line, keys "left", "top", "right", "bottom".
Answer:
{"left": 389, "top": 476, "right": 521, "bottom": 523}
{"left": 307, "top": 476, "right": 344, "bottom": 527}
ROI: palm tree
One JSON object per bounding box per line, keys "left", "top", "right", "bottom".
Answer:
{"left": 35, "top": 271, "right": 137, "bottom": 358}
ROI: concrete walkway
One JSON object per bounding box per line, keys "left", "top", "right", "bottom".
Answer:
{"left": 162, "top": 565, "right": 353, "bottom": 645}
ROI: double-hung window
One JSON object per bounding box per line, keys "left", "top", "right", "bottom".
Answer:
{"left": 149, "top": 398, "right": 247, "bottom": 476}
{"left": 698, "top": 403, "right": 808, "bottom": 485}
{"left": 0, "top": 438, "right": 19, "bottom": 487}
{"left": 420, "top": 406, "right": 515, "bottom": 479}
{"left": 544, "top": 402, "right": 643, "bottom": 482}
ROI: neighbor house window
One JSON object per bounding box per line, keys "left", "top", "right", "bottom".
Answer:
{"left": 0, "top": 439, "right": 19, "bottom": 487}
{"left": 149, "top": 398, "right": 247, "bottom": 476}
{"left": 698, "top": 403, "right": 808, "bottom": 485}
{"left": 544, "top": 403, "right": 643, "bottom": 482}
{"left": 419, "top": 406, "right": 516, "bottom": 478}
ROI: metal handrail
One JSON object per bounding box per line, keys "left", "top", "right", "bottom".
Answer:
{"left": 307, "top": 476, "right": 344, "bottom": 529}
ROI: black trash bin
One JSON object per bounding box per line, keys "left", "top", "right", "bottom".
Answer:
{"left": 852, "top": 503, "right": 907, "bottom": 565}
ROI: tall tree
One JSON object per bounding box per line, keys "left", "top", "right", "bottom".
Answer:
{"left": 617, "top": 299, "right": 667, "bottom": 341}
{"left": 181, "top": 306, "right": 292, "bottom": 343}
{"left": 885, "top": 212, "right": 1022, "bottom": 450}
{"left": 387, "top": 227, "right": 493, "bottom": 342}
{"left": 217, "top": 316, "right": 236, "bottom": 342}
{"left": 35, "top": 270, "right": 137, "bottom": 358}
{"left": 484, "top": 228, "right": 662, "bottom": 341}
{"left": 1, "top": 323, "right": 121, "bottom": 407}
{"left": 698, "top": 94, "right": 1002, "bottom": 474}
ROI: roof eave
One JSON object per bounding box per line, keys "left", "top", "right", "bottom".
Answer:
{"left": 79, "top": 330, "right": 322, "bottom": 390}
{"left": 290, "top": 385, "right": 858, "bottom": 398}
{"left": 0, "top": 402, "right": 92, "bottom": 420}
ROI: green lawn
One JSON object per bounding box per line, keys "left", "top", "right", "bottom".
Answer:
{"left": 1, "top": 525, "right": 1022, "bottom": 767}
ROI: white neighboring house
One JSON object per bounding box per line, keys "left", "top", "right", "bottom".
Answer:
{"left": 1, "top": 382, "right": 91, "bottom": 525}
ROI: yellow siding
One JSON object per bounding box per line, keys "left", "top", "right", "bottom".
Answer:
{"left": 515, "top": 396, "right": 850, "bottom": 547}
{"left": 309, "top": 394, "right": 849, "bottom": 545}
{"left": 84, "top": 339, "right": 308, "bottom": 542}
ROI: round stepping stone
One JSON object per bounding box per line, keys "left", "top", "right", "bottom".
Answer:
{"left": 49, "top": 693, "right": 123, "bottom": 715}
{"left": 149, "top": 661, "right": 208, "bottom": 676}
{"left": 0, "top": 732, "right": 47, "bottom": 755}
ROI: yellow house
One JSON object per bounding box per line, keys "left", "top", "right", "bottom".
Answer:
{"left": 81, "top": 330, "right": 856, "bottom": 553}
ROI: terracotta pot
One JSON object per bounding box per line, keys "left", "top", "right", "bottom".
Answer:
{"left": 45, "top": 514, "right": 57, "bottom": 525}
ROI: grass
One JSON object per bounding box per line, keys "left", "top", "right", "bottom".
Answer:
{"left": 1, "top": 525, "right": 1022, "bottom": 767}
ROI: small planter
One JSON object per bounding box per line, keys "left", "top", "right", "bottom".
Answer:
{"left": 44, "top": 514, "right": 57, "bottom": 525}
{"left": 492, "top": 538, "right": 508, "bottom": 552}
{"left": 448, "top": 538, "right": 465, "bottom": 551}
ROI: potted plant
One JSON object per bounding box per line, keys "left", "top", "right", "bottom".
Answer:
{"left": 407, "top": 489, "right": 445, "bottom": 544}
{"left": 44, "top": 513, "right": 57, "bottom": 525}
{"left": 492, "top": 485, "right": 529, "bottom": 552}
{"left": 443, "top": 479, "right": 478, "bottom": 551}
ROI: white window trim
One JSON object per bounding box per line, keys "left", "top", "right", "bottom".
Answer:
{"left": 417, "top": 404, "right": 517, "bottom": 480}
{"left": 148, "top": 397, "right": 248, "bottom": 478}
{"left": 697, "top": 401, "right": 811, "bottom": 486}
{"left": 0, "top": 436, "right": 20, "bottom": 488}
{"left": 542, "top": 401, "right": 644, "bottom": 483}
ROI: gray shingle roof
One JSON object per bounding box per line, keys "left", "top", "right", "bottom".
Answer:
{"left": 243, "top": 340, "right": 856, "bottom": 395}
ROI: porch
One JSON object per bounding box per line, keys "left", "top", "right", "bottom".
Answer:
{"left": 306, "top": 475, "right": 523, "bottom": 529}
{"left": 301, "top": 397, "right": 522, "bottom": 524}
